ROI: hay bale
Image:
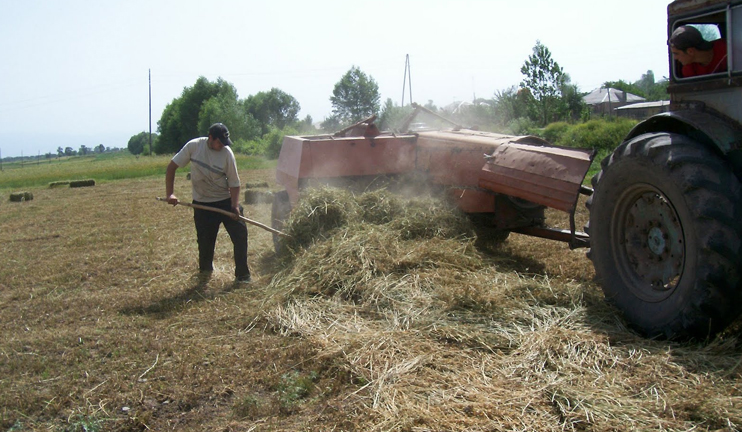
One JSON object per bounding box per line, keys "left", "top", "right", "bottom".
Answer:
{"left": 69, "top": 179, "right": 96, "bottom": 188}
{"left": 9, "top": 191, "right": 33, "bottom": 202}
{"left": 48, "top": 181, "right": 70, "bottom": 188}
{"left": 244, "top": 189, "right": 274, "bottom": 205}
{"left": 245, "top": 181, "right": 269, "bottom": 189}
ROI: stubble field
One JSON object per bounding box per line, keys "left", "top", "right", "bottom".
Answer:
{"left": 1, "top": 158, "right": 742, "bottom": 431}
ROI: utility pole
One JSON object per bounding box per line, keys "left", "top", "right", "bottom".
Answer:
{"left": 149, "top": 69, "right": 152, "bottom": 155}
{"left": 401, "top": 54, "right": 412, "bottom": 107}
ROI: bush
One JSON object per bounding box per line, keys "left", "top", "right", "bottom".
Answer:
{"left": 553, "top": 118, "right": 637, "bottom": 152}
{"left": 263, "top": 128, "right": 286, "bottom": 159}
{"left": 541, "top": 121, "right": 570, "bottom": 144}
{"left": 233, "top": 126, "right": 295, "bottom": 159}
{"left": 506, "top": 117, "right": 537, "bottom": 136}
{"left": 233, "top": 138, "right": 266, "bottom": 156}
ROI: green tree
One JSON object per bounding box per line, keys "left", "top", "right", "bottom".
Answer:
{"left": 559, "top": 78, "right": 586, "bottom": 122}
{"left": 379, "top": 98, "right": 414, "bottom": 131}
{"left": 645, "top": 79, "right": 669, "bottom": 101}
{"left": 603, "top": 79, "right": 645, "bottom": 98}
{"left": 320, "top": 115, "right": 342, "bottom": 132}
{"left": 295, "top": 115, "right": 315, "bottom": 134}
{"left": 197, "top": 91, "right": 261, "bottom": 144}
{"left": 520, "top": 41, "right": 567, "bottom": 126}
{"left": 635, "top": 70, "right": 655, "bottom": 95}
{"left": 156, "top": 77, "right": 235, "bottom": 154}
{"left": 245, "top": 88, "right": 301, "bottom": 135}
{"left": 128, "top": 131, "right": 158, "bottom": 155}
{"left": 327, "top": 66, "right": 380, "bottom": 127}
{"left": 262, "top": 126, "right": 293, "bottom": 159}
{"left": 493, "top": 86, "right": 531, "bottom": 126}
{"left": 633, "top": 70, "right": 669, "bottom": 101}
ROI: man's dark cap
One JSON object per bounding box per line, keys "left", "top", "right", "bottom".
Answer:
{"left": 670, "top": 25, "right": 714, "bottom": 51}
{"left": 208, "top": 123, "right": 233, "bottom": 146}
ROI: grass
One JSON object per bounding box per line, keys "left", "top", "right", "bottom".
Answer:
{"left": 1, "top": 158, "right": 741, "bottom": 431}
{"left": 0, "top": 152, "right": 275, "bottom": 191}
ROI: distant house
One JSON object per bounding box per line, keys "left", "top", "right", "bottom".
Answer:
{"left": 442, "top": 100, "right": 492, "bottom": 115}
{"left": 615, "top": 100, "right": 670, "bottom": 120}
{"left": 442, "top": 101, "right": 474, "bottom": 115}
{"left": 583, "top": 88, "right": 646, "bottom": 116}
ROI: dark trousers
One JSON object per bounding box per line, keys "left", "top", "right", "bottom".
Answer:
{"left": 193, "top": 198, "right": 250, "bottom": 279}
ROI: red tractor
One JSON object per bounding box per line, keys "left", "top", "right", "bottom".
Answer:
{"left": 273, "top": 0, "right": 742, "bottom": 340}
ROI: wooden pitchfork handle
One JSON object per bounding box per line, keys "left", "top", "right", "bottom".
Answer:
{"left": 156, "top": 197, "right": 291, "bottom": 238}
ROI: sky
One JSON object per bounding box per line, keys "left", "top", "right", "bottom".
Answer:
{"left": 0, "top": 0, "right": 673, "bottom": 159}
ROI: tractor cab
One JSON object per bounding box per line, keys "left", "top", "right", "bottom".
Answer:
{"left": 668, "top": 0, "right": 742, "bottom": 123}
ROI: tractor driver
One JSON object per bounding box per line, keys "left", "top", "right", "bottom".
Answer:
{"left": 669, "top": 25, "right": 727, "bottom": 77}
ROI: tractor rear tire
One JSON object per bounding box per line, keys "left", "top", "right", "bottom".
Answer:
{"left": 272, "top": 190, "right": 292, "bottom": 254}
{"left": 587, "top": 132, "right": 742, "bottom": 339}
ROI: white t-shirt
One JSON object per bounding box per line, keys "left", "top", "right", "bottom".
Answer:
{"left": 171, "top": 137, "right": 240, "bottom": 203}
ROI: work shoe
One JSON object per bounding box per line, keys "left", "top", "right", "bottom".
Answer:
{"left": 196, "top": 270, "right": 213, "bottom": 284}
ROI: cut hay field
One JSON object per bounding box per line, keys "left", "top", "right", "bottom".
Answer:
{"left": 1, "top": 161, "right": 742, "bottom": 431}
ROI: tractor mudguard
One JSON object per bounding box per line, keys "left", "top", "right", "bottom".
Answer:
{"left": 623, "top": 109, "right": 742, "bottom": 181}
{"left": 625, "top": 109, "right": 742, "bottom": 155}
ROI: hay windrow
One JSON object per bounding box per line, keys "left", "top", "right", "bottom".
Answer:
{"left": 389, "top": 196, "right": 474, "bottom": 240}
{"left": 357, "top": 189, "right": 403, "bottom": 224}
{"left": 271, "top": 187, "right": 486, "bottom": 305}
{"left": 278, "top": 186, "right": 475, "bottom": 254}
{"left": 281, "top": 187, "right": 359, "bottom": 251}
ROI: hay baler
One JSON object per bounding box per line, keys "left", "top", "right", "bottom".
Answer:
{"left": 272, "top": 104, "right": 595, "bottom": 251}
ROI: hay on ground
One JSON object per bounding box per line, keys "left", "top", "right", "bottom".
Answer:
{"left": 264, "top": 185, "right": 742, "bottom": 430}
{"left": 280, "top": 187, "right": 359, "bottom": 251}
{"left": 356, "top": 189, "right": 403, "bottom": 225}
